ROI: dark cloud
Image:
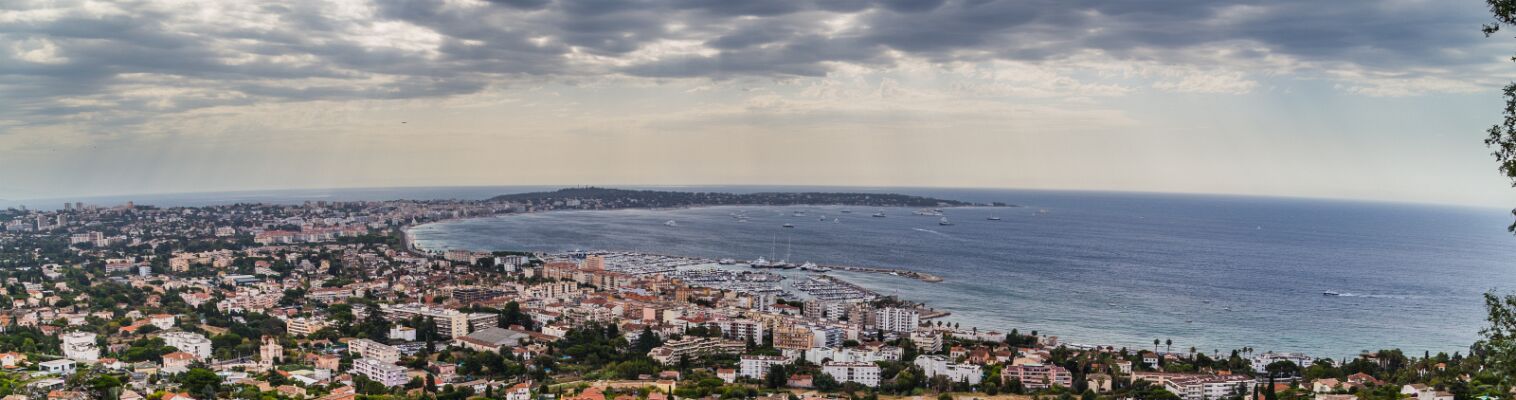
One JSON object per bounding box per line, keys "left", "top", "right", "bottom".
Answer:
{"left": 0, "top": 0, "right": 1500, "bottom": 133}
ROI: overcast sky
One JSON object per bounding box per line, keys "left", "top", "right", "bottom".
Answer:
{"left": 3, "top": 0, "right": 1515, "bottom": 207}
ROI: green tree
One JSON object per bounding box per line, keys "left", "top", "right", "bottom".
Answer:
{"left": 176, "top": 368, "right": 222, "bottom": 399}
{"left": 765, "top": 364, "right": 789, "bottom": 389}
{"left": 1475, "top": 291, "right": 1516, "bottom": 387}
{"left": 1484, "top": 0, "right": 1516, "bottom": 232}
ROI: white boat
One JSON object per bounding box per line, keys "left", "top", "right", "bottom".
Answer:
{"left": 939, "top": 217, "right": 953, "bottom": 226}
{"left": 664, "top": 220, "right": 678, "bottom": 227}
{"left": 987, "top": 216, "right": 1002, "bottom": 221}
{"left": 751, "top": 257, "right": 770, "bottom": 268}
{"left": 782, "top": 223, "right": 794, "bottom": 228}
{"left": 872, "top": 211, "right": 886, "bottom": 218}
{"left": 718, "top": 258, "right": 736, "bottom": 265}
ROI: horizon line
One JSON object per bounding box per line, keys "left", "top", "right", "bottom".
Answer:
{"left": 2, "top": 183, "right": 1506, "bottom": 212}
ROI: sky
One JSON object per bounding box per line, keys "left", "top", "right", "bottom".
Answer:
{"left": 3, "top": 0, "right": 1516, "bottom": 207}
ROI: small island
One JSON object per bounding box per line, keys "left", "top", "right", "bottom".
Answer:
{"left": 489, "top": 187, "right": 1007, "bottom": 209}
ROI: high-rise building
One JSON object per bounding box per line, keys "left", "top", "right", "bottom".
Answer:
{"left": 582, "top": 254, "right": 604, "bottom": 270}
{"left": 874, "top": 307, "right": 919, "bottom": 333}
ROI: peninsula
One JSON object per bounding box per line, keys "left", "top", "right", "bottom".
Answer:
{"left": 488, "top": 187, "right": 1006, "bottom": 209}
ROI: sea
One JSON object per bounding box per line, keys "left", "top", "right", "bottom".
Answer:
{"left": 404, "top": 187, "right": 1516, "bottom": 359}
{"left": 15, "top": 185, "right": 1515, "bottom": 358}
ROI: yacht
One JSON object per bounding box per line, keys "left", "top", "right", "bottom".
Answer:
{"left": 718, "top": 258, "right": 736, "bottom": 265}
{"left": 664, "top": 220, "right": 678, "bottom": 227}
{"left": 987, "top": 216, "right": 1002, "bottom": 221}
{"left": 938, "top": 217, "right": 953, "bottom": 226}
{"left": 1323, "top": 291, "right": 1341, "bottom": 296}
{"left": 872, "top": 211, "right": 886, "bottom": 218}
{"left": 782, "top": 223, "right": 794, "bottom": 228}
{"left": 751, "top": 257, "right": 770, "bottom": 268}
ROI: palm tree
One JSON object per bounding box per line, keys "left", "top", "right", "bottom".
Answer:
{"left": 1165, "top": 339, "right": 1173, "bottom": 353}
{"left": 1189, "top": 346, "right": 1197, "bottom": 359}
{"left": 1153, "top": 339, "right": 1160, "bottom": 353}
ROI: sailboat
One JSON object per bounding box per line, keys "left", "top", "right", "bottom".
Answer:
{"left": 773, "top": 235, "right": 793, "bottom": 268}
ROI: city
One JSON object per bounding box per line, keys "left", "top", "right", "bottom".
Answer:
{"left": 0, "top": 193, "right": 1489, "bottom": 400}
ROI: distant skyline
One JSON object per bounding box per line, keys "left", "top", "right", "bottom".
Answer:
{"left": 3, "top": 0, "right": 1516, "bottom": 207}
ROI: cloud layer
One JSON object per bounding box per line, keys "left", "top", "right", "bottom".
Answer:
{"left": 0, "top": 0, "right": 1505, "bottom": 133}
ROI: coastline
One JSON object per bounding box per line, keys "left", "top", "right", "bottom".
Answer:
{"left": 405, "top": 206, "right": 949, "bottom": 283}
{"left": 398, "top": 198, "right": 1495, "bottom": 357}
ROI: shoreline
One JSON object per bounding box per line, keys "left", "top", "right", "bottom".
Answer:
{"left": 404, "top": 206, "right": 950, "bottom": 283}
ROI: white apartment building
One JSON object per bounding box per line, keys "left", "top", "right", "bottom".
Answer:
{"left": 874, "top": 307, "right": 919, "bottom": 333}
{"left": 353, "top": 358, "right": 409, "bottom": 387}
{"left": 823, "top": 361, "right": 881, "bottom": 387}
{"left": 285, "top": 317, "right": 329, "bottom": 337}
{"left": 910, "top": 330, "right": 943, "bottom": 352}
{"left": 161, "top": 331, "right": 213, "bottom": 360}
{"left": 914, "top": 355, "right": 983, "bottom": 385}
{"left": 1250, "top": 352, "right": 1314, "bottom": 373}
{"left": 739, "top": 355, "right": 788, "bottom": 379}
{"left": 348, "top": 338, "right": 402, "bottom": 363}
{"left": 382, "top": 304, "right": 468, "bottom": 338}
{"left": 60, "top": 332, "right": 99, "bottom": 362}
{"left": 1163, "top": 375, "right": 1255, "bottom": 400}
{"left": 720, "top": 319, "right": 766, "bottom": 342}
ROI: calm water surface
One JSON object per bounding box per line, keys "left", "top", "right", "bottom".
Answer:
{"left": 410, "top": 189, "right": 1516, "bottom": 358}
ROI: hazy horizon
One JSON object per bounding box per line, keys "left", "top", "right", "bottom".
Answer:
{"left": 2, "top": 183, "right": 1507, "bottom": 212}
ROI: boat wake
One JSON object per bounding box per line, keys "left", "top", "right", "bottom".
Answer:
{"left": 1325, "top": 291, "right": 1433, "bottom": 300}
{"left": 912, "top": 228, "right": 949, "bottom": 237}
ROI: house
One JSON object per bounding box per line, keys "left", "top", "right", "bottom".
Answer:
{"left": 1313, "top": 378, "right": 1343, "bottom": 393}
{"left": 1346, "top": 373, "right": 1381, "bottom": 386}
{"left": 1402, "top": 384, "right": 1455, "bottom": 400}
{"left": 717, "top": 368, "right": 737, "bottom": 383}
{"left": 505, "top": 382, "right": 533, "bottom": 400}
{"left": 162, "top": 352, "right": 195, "bottom": 370}
{"left": 1087, "top": 373, "right": 1114, "bottom": 393}
{"left": 162, "top": 393, "right": 197, "bottom": 400}
{"left": 0, "top": 352, "right": 27, "bottom": 368}
{"left": 787, "top": 374, "right": 814, "bottom": 388}
{"left": 39, "top": 359, "right": 76, "bottom": 375}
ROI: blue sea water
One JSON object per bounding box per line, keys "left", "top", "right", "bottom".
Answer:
{"left": 406, "top": 188, "right": 1516, "bottom": 358}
